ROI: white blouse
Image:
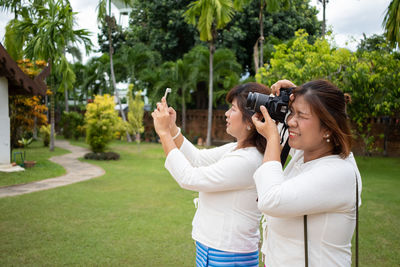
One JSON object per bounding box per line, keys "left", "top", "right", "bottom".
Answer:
{"left": 254, "top": 150, "right": 362, "bottom": 266}
{"left": 165, "top": 137, "right": 263, "bottom": 252}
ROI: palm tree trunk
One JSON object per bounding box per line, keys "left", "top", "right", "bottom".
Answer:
{"left": 206, "top": 41, "right": 214, "bottom": 147}
{"left": 259, "top": 2, "right": 265, "bottom": 68}
{"left": 322, "top": 0, "right": 326, "bottom": 37}
{"left": 73, "top": 87, "right": 77, "bottom": 111}
{"left": 65, "top": 87, "right": 69, "bottom": 112}
{"left": 107, "top": 16, "right": 132, "bottom": 143}
{"left": 50, "top": 90, "right": 55, "bottom": 151}
{"left": 181, "top": 88, "right": 186, "bottom": 133}
{"left": 45, "top": 95, "right": 49, "bottom": 122}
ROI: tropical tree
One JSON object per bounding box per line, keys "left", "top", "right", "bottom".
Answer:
{"left": 357, "top": 33, "right": 392, "bottom": 53}
{"left": 74, "top": 54, "right": 111, "bottom": 102}
{"left": 4, "top": 19, "right": 24, "bottom": 60}
{"left": 184, "top": 45, "right": 242, "bottom": 108}
{"left": 383, "top": 0, "right": 400, "bottom": 48}
{"left": 127, "top": 85, "right": 144, "bottom": 142}
{"left": 114, "top": 43, "right": 161, "bottom": 87}
{"left": 183, "top": 0, "right": 241, "bottom": 146}
{"left": 318, "top": 0, "right": 329, "bottom": 37}
{"left": 256, "top": 30, "right": 400, "bottom": 155}
{"left": 126, "top": 0, "right": 197, "bottom": 62}
{"left": 9, "top": 59, "right": 48, "bottom": 148}
{"left": 145, "top": 57, "right": 195, "bottom": 132}
{"left": 97, "top": 0, "right": 133, "bottom": 142}
{"left": 0, "top": 0, "right": 27, "bottom": 18}
{"left": 255, "top": 0, "right": 291, "bottom": 71}
{"left": 11, "top": 0, "right": 92, "bottom": 151}
{"left": 63, "top": 44, "right": 83, "bottom": 112}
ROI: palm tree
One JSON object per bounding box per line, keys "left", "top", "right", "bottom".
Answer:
{"left": 383, "top": 0, "right": 400, "bottom": 48}
{"left": 183, "top": 0, "right": 237, "bottom": 146}
{"left": 255, "top": 0, "right": 290, "bottom": 72}
{"left": 115, "top": 43, "right": 161, "bottom": 84}
{"left": 148, "top": 58, "right": 195, "bottom": 133}
{"left": 81, "top": 55, "right": 111, "bottom": 98}
{"left": 318, "top": 0, "right": 329, "bottom": 37}
{"left": 14, "top": 0, "right": 92, "bottom": 151}
{"left": 97, "top": 0, "right": 133, "bottom": 142}
{"left": 64, "top": 44, "right": 82, "bottom": 112}
{"left": 185, "top": 45, "right": 241, "bottom": 106}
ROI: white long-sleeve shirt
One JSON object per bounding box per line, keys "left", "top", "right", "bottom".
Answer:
{"left": 165, "top": 137, "right": 263, "bottom": 252}
{"left": 254, "top": 150, "right": 362, "bottom": 267}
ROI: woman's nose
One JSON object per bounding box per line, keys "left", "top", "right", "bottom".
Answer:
{"left": 225, "top": 109, "right": 230, "bottom": 117}
{"left": 287, "top": 115, "right": 296, "bottom": 127}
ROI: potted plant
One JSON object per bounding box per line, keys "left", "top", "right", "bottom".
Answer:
{"left": 17, "top": 137, "right": 36, "bottom": 168}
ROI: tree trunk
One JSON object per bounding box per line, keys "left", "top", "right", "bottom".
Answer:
{"left": 206, "top": 41, "right": 215, "bottom": 147}
{"left": 73, "top": 87, "right": 77, "bottom": 111}
{"left": 322, "top": 0, "right": 326, "bottom": 37}
{"left": 33, "top": 116, "right": 38, "bottom": 140}
{"left": 65, "top": 87, "right": 69, "bottom": 112}
{"left": 50, "top": 91, "right": 55, "bottom": 151}
{"left": 259, "top": 2, "right": 265, "bottom": 68}
{"left": 107, "top": 16, "right": 132, "bottom": 142}
{"left": 45, "top": 95, "right": 49, "bottom": 122}
{"left": 181, "top": 88, "right": 186, "bottom": 133}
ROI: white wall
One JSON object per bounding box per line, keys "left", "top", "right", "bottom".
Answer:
{"left": 0, "top": 76, "right": 10, "bottom": 164}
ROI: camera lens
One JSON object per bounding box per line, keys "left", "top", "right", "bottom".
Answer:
{"left": 246, "top": 92, "right": 257, "bottom": 111}
{"left": 246, "top": 92, "right": 271, "bottom": 113}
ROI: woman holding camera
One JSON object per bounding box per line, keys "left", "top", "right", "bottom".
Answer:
{"left": 152, "top": 83, "right": 269, "bottom": 266}
{"left": 252, "top": 79, "right": 362, "bottom": 266}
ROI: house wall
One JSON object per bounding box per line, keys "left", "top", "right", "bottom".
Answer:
{"left": 0, "top": 77, "right": 10, "bottom": 164}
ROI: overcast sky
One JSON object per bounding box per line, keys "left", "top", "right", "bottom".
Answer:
{"left": 0, "top": 0, "right": 392, "bottom": 62}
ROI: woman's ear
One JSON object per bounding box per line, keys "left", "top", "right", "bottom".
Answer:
{"left": 322, "top": 129, "right": 332, "bottom": 140}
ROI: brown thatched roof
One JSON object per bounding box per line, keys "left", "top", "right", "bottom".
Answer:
{"left": 0, "top": 42, "right": 50, "bottom": 96}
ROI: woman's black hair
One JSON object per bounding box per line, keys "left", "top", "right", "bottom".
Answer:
{"left": 226, "top": 82, "right": 271, "bottom": 154}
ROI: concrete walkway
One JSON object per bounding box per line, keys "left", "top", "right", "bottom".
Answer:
{"left": 0, "top": 140, "right": 105, "bottom": 198}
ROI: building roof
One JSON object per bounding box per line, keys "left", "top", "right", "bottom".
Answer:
{"left": 114, "top": 103, "right": 129, "bottom": 111}
{"left": 0, "top": 42, "right": 50, "bottom": 97}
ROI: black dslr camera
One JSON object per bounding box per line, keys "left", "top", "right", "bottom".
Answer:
{"left": 246, "top": 87, "right": 294, "bottom": 123}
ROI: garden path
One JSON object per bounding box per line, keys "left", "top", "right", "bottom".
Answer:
{"left": 0, "top": 140, "right": 105, "bottom": 198}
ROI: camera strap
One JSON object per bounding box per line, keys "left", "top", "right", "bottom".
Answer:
{"left": 280, "top": 123, "right": 291, "bottom": 167}
{"left": 280, "top": 139, "right": 290, "bottom": 167}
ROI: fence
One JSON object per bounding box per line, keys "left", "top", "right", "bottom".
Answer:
{"left": 144, "top": 110, "right": 400, "bottom": 157}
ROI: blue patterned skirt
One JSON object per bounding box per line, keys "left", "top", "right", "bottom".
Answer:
{"left": 195, "top": 241, "right": 259, "bottom": 267}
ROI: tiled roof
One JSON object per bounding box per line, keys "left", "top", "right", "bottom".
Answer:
{"left": 0, "top": 42, "right": 50, "bottom": 96}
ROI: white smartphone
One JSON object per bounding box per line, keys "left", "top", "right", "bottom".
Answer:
{"left": 164, "top": 88, "right": 172, "bottom": 99}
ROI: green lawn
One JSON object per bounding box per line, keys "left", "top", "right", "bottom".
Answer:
{"left": 0, "top": 140, "right": 399, "bottom": 266}
{"left": 0, "top": 141, "right": 69, "bottom": 187}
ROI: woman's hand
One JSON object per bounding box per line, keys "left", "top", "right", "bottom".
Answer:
{"left": 152, "top": 97, "right": 171, "bottom": 137}
{"left": 252, "top": 106, "right": 281, "bottom": 162}
{"left": 251, "top": 106, "right": 280, "bottom": 142}
{"left": 168, "top": 106, "right": 179, "bottom": 136}
{"left": 271, "top": 79, "right": 296, "bottom": 96}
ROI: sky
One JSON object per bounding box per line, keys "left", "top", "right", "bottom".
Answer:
{"left": 0, "top": 0, "right": 392, "bottom": 63}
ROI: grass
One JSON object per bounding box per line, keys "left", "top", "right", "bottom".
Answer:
{"left": 0, "top": 141, "right": 197, "bottom": 266}
{"left": 0, "top": 139, "right": 399, "bottom": 266}
{"left": 0, "top": 141, "right": 69, "bottom": 187}
{"left": 354, "top": 156, "right": 400, "bottom": 265}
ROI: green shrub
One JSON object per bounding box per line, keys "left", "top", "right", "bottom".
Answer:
{"left": 61, "top": 111, "right": 84, "bottom": 140}
{"left": 85, "top": 94, "right": 119, "bottom": 153}
{"left": 39, "top": 125, "right": 51, "bottom": 147}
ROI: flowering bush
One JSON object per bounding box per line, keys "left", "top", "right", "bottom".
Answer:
{"left": 85, "top": 94, "right": 119, "bottom": 153}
